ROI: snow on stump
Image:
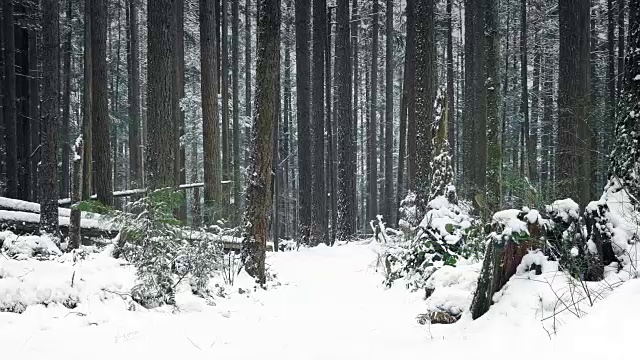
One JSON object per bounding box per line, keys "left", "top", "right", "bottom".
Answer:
{"left": 470, "top": 208, "right": 544, "bottom": 320}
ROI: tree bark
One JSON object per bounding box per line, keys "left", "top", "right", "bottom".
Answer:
{"left": 128, "top": 0, "right": 141, "bottom": 190}
{"left": 92, "top": 0, "right": 113, "bottom": 206}
{"left": 28, "top": 24, "right": 40, "bottom": 203}
{"left": 295, "top": 0, "right": 312, "bottom": 244}
{"left": 311, "top": 0, "right": 327, "bottom": 245}
{"left": 405, "top": 0, "right": 416, "bottom": 192}
{"left": 242, "top": 0, "right": 280, "bottom": 284}
{"left": 40, "top": 0, "right": 61, "bottom": 236}
{"left": 413, "top": 0, "right": 435, "bottom": 208}
{"left": 325, "top": 6, "right": 336, "bottom": 243}
{"left": 69, "top": 139, "right": 84, "bottom": 250}
{"left": 3, "top": 0, "right": 18, "bottom": 199}
{"left": 336, "top": 0, "right": 354, "bottom": 240}
{"left": 446, "top": 0, "right": 455, "bottom": 167}
{"left": 147, "top": 0, "right": 176, "bottom": 190}
{"left": 82, "top": 0, "right": 93, "bottom": 200}
{"left": 232, "top": 0, "right": 241, "bottom": 225}
{"left": 201, "top": 0, "right": 222, "bottom": 221}
{"left": 557, "top": 0, "right": 590, "bottom": 207}
{"left": 174, "top": 0, "right": 187, "bottom": 220}
{"left": 384, "top": 0, "right": 394, "bottom": 226}
{"left": 617, "top": 0, "right": 625, "bottom": 105}
{"left": 486, "top": 0, "right": 501, "bottom": 215}
{"left": 60, "top": 0, "right": 72, "bottom": 199}
{"left": 222, "top": 0, "right": 231, "bottom": 217}
{"left": 368, "top": 0, "right": 379, "bottom": 222}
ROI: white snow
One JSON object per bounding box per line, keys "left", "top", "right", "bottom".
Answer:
{"left": 1, "top": 239, "right": 639, "bottom": 360}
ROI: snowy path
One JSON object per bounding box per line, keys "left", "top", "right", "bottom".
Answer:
{"left": 2, "top": 241, "right": 639, "bottom": 360}
{"left": 0, "top": 242, "right": 435, "bottom": 360}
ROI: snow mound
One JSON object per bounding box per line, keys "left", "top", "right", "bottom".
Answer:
{"left": 424, "top": 263, "right": 480, "bottom": 316}
{"left": 0, "top": 231, "right": 62, "bottom": 260}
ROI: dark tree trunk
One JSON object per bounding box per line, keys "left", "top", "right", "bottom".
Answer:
{"left": 336, "top": 0, "right": 354, "bottom": 240}
{"left": 232, "top": 0, "right": 241, "bottom": 224}
{"left": 521, "top": 0, "right": 535, "bottom": 183}
{"left": 69, "top": 139, "right": 84, "bottom": 250}
{"left": 244, "top": 0, "right": 251, "bottom": 181}
{"left": 405, "top": 0, "right": 416, "bottom": 192}
{"left": 61, "top": 0, "right": 72, "bottom": 199}
{"left": 384, "top": 0, "right": 394, "bottom": 226}
{"left": 486, "top": 0, "right": 501, "bottom": 215}
{"left": 174, "top": 0, "right": 187, "bottom": 220}
{"left": 414, "top": 0, "right": 435, "bottom": 207}
{"left": 446, "top": 0, "right": 455, "bottom": 165}
{"left": 242, "top": 0, "right": 280, "bottom": 285}
{"left": 147, "top": 0, "right": 176, "bottom": 190}
{"left": 82, "top": 0, "right": 93, "bottom": 200}
{"left": 397, "top": 0, "right": 412, "bottom": 215}
{"left": 40, "top": 0, "right": 61, "bottom": 235}
{"left": 201, "top": 0, "right": 222, "bottom": 221}
{"left": 127, "top": 0, "right": 141, "bottom": 189}
{"left": 222, "top": 0, "right": 230, "bottom": 217}
{"left": 368, "top": 0, "right": 379, "bottom": 222}
{"left": 326, "top": 6, "right": 336, "bottom": 243}
{"left": 15, "top": 15, "right": 29, "bottom": 202}
{"left": 3, "top": 0, "right": 18, "bottom": 199}
{"left": 605, "top": 0, "right": 616, "bottom": 167}
{"left": 311, "top": 0, "right": 327, "bottom": 245}
{"left": 295, "top": 0, "right": 312, "bottom": 244}
{"left": 617, "top": 0, "right": 625, "bottom": 105}
{"left": 557, "top": 0, "right": 590, "bottom": 207}
{"left": 92, "top": 0, "right": 113, "bottom": 206}
{"left": 28, "top": 24, "right": 40, "bottom": 203}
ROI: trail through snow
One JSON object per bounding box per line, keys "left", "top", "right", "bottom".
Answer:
{"left": 2, "top": 241, "right": 639, "bottom": 359}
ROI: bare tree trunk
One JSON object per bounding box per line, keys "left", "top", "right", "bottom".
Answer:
{"left": 147, "top": 0, "right": 176, "bottom": 190}
{"left": 368, "top": 0, "right": 379, "bottom": 222}
{"left": 242, "top": 0, "right": 280, "bottom": 284}
{"left": 325, "top": 6, "right": 336, "bottom": 243}
{"left": 69, "top": 139, "right": 84, "bottom": 250}
{"left": 617, "top": 0, "right": 625, "bottom": 106}
{"left": 446, "top": 0, "right": 455, "bottom": 166}
{"left": 414, "top": 0, "right": 435, "bottom": 208}
{"left": 3, "top": 0, "right": 18, "bottom": 199}
{"left": 40, "top": 0, "right": 61, "bottom": 235}
{"left": 92, "top": 0, "right": 113, "bottom": 206}
{"left": 405, "top": 0, "right": 416, "bottom": 192}
{"left": 295, "top": 0, "right": 312, "bottom": 244}
{"left": 222, "top": 0, "right": 230, "bottom": 217}
{"left": 60, "top": 0, "right": 72, "bottom": 199}
{"left": 557, "top": 0, "right": 591, "bottom": 207}
{"left": 28, "top": 23, "right": 40, "bottom": 203}
{"left": 486, "top": 0, "right": 501, "bottom": 215}
{"left": 311, "top": 0, "right": 327, "bottom": 245}
{"left": 384, "top": 0, "right": 394, "bottom": 226}
{"left": 201, "top": 0, "right": 222, "bottom": 221}
{"left": 232, "top": 0, "right": 241, "bottom": 224}
{"left": 175, "top": 0, "right": 187, "bottom": 220}
{"left": 244, "top": 0, "right": 251, "bottom": 181}
{"left": 128, "top": 0, "right": 141, "bottom": 189}
{"left": 82, "top": 0, "right": 93, "bottom": 200}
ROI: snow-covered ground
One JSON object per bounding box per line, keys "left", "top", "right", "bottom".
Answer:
{"left": 1, "top": 240, "right": 639, "bottom": 360}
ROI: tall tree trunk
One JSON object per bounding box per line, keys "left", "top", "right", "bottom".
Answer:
{"left": 521, "top": 0, "right": 535, "bottom": 184}
{"left": 69, "top": 139, "right": 83, "bottom": 250}
{"left": 310, "top": 0, "right": 327, "bottom": 245}
{"left": 557, "top": 0, "right": 591, "bottom": 207}
{"left": 397, "top": 0, "right": 412, "bottom": 214}
{"left": 82, "top": 0, "right": 93, "bottom": 200}
{"left": 244, "top": 0, "right": 251, "bottom": 180}
{"left": 242, "top": 0, "right": 280, "bottom": 284}
{"left": 336, "top": 0, "right": 353, "bottom": 240}
{"left": 295, "top": 0, "right": 311, "bottom": 244}
{"left": 128, "top": 0, "right": 141, "bottom": 189}
{"left": 15, "top": 11, "right": 29, "bottom": 202}
{"left": 414, "top": 0, "right": 435, "bottom": 209}
{"left": 175, "top": 0, "right": 186, "bottom": 220}
{"left": 352, "top": 0, "right": 362, "bottom": 230}
{"left": 201, "top": 0, "right": 222, "bottom": 221}
{"left": 40, "top": 0, "right": 61, "bottom": 235}
{"left": 147, "top": 0, "right": 176, "bottom": 190}
{"left": 3, "top": 0, "right": 18, "bottom": 199}
{"left": 28, "top": 24, "right": 40, "bottom": 202}
{"left": 92, "top": 0, "right": 113, "bottom": 206}
{"left": 222, "top": 0, "right": 230, "bottom": 217}
{"left": 617, "top": 0, "right": 625, "bottom": 105}
{"left": 463, "top": 0, "right": 486, "bottom": 201}
{"left": 325, "top": 6, "right": 336, "bottom": 243}
{"left": 446, "top": 0, "right": 455, "bottom": 165}
{"left": 405, "top": 0, "right": 416, "bottom": 192}
{"left": 232, "top": 0, "right": 241, "bottom": 224}
{"left": 384, "top": 0, "right": 394, "bottom": 226}
{"left": 368, "top": 0, "right": 379, "bottom": 222}
{"left": 61, "top": 0, "right": 72, "bottom": 199}
{"left": 606, "top": 0, "right": 616, "bottom": 168}
{"left": 486, "top": 0, "right": 501, "bottom": 215}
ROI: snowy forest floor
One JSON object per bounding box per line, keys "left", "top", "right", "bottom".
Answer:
{"left": 2, "top": 240, "right": 640, "bottom": 359}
